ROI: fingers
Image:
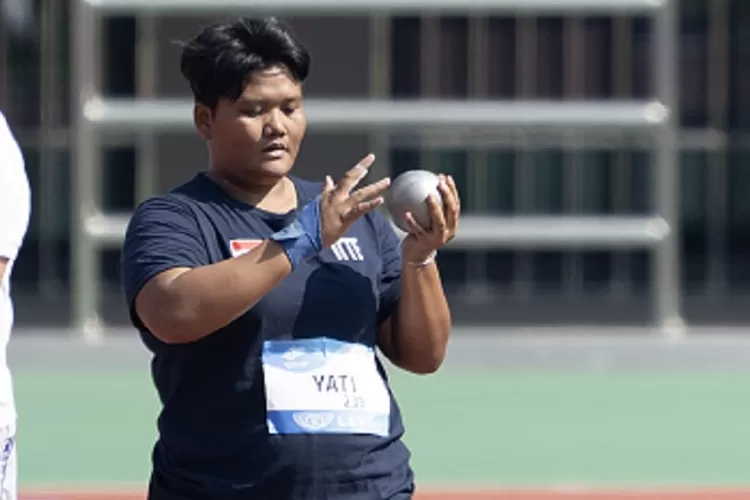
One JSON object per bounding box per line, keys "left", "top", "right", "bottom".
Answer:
{"left": 438, "top": 175, "right": 459, "bottom": 230}
{"left": 323, "top": 175, "right": 335, "bottom": 196}
{"left": 350, "top": 176, "right": 391, "bottom": 204}
{"left": 349, "top": 196, "right": 385, "bottom": 219}
{"left": 425, "top": 193, "right": 447, "bottom": 233}
{"left": 404, "top": 212, "right": 427, "bottom": 236}
{"left": 335, "top": 153, "right": 376, "bottom": 197}
{"left": 400, "top": 174, "right": 459, "bottom": 261}
{"left": 445, "top": 175, "right": 460, "bottom": 211}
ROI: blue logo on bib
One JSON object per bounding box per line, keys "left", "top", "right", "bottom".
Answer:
{"left": 263, "top": 339, "right": 330, "bottom": 373}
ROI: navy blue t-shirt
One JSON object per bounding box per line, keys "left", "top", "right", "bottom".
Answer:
{"left": 121, "top": 173, "right": 414, "bottom": 500}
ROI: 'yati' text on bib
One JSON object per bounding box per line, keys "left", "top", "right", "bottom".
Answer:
{"left": 262, "top": 338, "right": 390, "bottom": 436}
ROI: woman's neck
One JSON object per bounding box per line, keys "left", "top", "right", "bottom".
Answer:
{"left": 206, "top": 170, "right": 298, "bottom": 214}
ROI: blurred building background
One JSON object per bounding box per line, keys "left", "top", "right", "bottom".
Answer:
{"left": 2, "top": 0, "right": 748, "bottom": 330}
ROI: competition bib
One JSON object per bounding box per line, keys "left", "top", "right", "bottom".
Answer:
{"left": 262, "top": 337, "right": 391, "bottom": 437}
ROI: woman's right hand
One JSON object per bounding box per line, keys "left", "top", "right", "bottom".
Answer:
{"left": 318, "top": 153, "right": 391, "bottom": 248}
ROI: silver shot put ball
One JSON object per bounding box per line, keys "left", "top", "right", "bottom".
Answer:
{"left": 386, "top": 170, "right": 443, "bottom": 233}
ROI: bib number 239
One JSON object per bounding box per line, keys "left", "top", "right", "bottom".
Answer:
{"left": 262, "top": 338, "right": 391, "bottom": 437}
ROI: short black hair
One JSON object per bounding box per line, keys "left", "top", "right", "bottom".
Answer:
{"left": 180, "top": 17, "right": 310, "bottom": 109}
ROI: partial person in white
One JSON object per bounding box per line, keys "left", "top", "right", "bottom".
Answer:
{"left": 0, "top": 111, "right": 31, "bottom": 500}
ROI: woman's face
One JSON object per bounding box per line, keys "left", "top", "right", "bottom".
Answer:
{"left": 196, "top": 65, "right": 308, "bottom": 189}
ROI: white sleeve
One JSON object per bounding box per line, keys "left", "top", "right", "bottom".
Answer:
{"left": 0, "top": 114, "right": 30, "bottom": 261}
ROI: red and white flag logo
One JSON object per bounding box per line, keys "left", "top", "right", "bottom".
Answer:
{"left": 229, "top": 239, "right": 262, "bottom": 258}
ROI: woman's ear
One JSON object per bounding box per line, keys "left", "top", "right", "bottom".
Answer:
{"left": 194, "top": 103, "right": 213, "bottom": 140}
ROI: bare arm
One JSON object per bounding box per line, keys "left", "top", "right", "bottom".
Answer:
{"left": 378, "top": 261, "right": 451, "bottom": 374}
{"left": 377, "top": 175, "right": 460, "bottom": 374}
{"left": 0, "top": 259, "right": 8, "bottom": 283}
{"left": 135, "top": 240, "right": 292, "bottom": 344}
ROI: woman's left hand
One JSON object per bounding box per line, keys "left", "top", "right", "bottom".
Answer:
{"left": 401, "top": 174, "right": 461, "bottom": 264}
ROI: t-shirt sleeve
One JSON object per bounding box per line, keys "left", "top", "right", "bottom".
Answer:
{"left": 371, "top": 209, "right": 403, "bottom": 325}
{"left": 0, "top": 118, "right": 30, "bottom": 261}
{"left": 121, "top": 196, "right": 209, "bottom": 313}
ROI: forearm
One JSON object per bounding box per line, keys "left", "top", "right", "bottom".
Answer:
{"left": 141, "top": 240, "right": 292, "bottom": 343}
{"left": 392, "top": 259, "right": 451, "bottom": 373}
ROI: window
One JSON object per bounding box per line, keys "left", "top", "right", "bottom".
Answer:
{"left": 729, "top": 0, "right": 750, "bottom": 129}
{"left": 680, "top": 0, "right": 708, "bottom": 127}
